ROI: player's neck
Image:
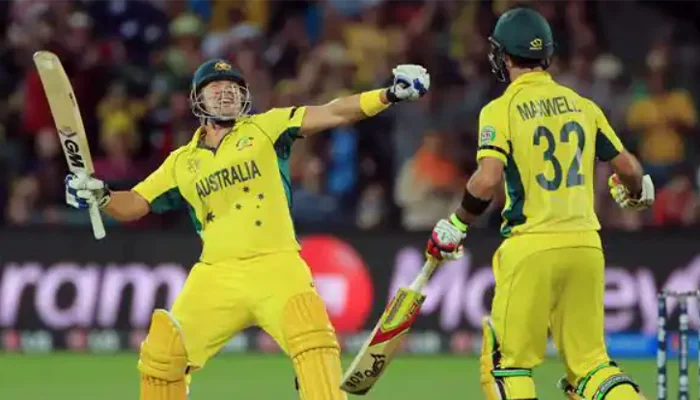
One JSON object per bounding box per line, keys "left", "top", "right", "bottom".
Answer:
{"left": 508, "top": 67, "right": 544, "bottom": 82}
{"left": 203, "top": 123, "right": 233, "bottom": 148}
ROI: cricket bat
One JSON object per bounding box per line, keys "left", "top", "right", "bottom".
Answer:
{"left": 340, "top": 256, "right": 440, "bottom": 395}
{"left": 32, "top": 51, "right": 106, "bottom": 240}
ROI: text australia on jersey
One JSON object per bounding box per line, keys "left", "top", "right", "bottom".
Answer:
{"left": 196, "top": 160, "right": 262, "bottom": 198}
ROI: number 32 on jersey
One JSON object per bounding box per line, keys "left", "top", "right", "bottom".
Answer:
{"left": 533, "top": 121, "right": 585, "bottom": 191}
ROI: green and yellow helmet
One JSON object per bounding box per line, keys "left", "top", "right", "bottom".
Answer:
{"left": 190, "top": 58, "right": 251, "bottom": 122}
{"left": 487, "top": 7, "right": 554, "bottom": 82}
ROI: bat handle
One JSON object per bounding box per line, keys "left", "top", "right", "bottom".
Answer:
{"left": 88, "top": 202, "right": 106, "bottom": 240}
{"left": 409, "top": 257, "right": 440, "bottom": 292}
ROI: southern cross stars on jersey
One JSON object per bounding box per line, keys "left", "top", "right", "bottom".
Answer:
{"left": 476, "top": 71, "right": 624, "bottom": 238}
{"left": 133, "top": 107, "right": 305, "bottom": 263}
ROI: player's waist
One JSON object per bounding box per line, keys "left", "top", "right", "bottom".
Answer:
{"left": 199, "top": 236, "right": 301, "bottom": 264}
{"left": 502, "top": 230, "right": 602, "bottom": 251}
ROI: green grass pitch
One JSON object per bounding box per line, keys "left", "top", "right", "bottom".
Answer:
{"left": 0, "top": 353, "right": 693, "bottom": 399}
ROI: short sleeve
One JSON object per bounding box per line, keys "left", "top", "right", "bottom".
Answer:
{"left": 252, "top": 106, "right": 307, "bottom": 143}
{"left": 132, "top": 150, "right": 186, "bottom": 213}
{"left": 476, "top": 102, "right": 511, "bottom": 164}
{"left": 591, "top": 100, "right": 625, "bottom": 162}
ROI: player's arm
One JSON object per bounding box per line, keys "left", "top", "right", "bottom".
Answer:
{"left": 102, "top": 191, "right": 149, "bottom": 221}
{"left": 453, "top": 157, "right": 504, "bottom": 225}
{"left": 65, "top": 151, "right": 183, "bottom": 222}
{"left": 65, "top": 173, "right": 149, "bottom": 222}
{"left": 592, "top": 100, "right": 655, "bottom": 209}
{"left": 299, "top": 64, "right": 430, "bottom": 136}
{"left": 426, "top": 105, "right": 509, "bottom": 260}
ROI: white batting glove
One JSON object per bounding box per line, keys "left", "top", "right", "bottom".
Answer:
{"left": 386, "top": 64, "right": 430, "bottom": 102}
{"left": 65, "top": 172, "right": 111, "bottom": 210}
{"left": 426, "top": 218, "right": 466, "bottom": 261}
{"left": 608, "top": 173, "right": 655, "bottom": 210}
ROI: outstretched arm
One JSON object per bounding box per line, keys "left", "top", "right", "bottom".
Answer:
{"left": 65, "top": 151, "right": 182, "bottom": 224}
{"left": 299, "top": 64, "right": 430, "bottom": 136}
{"left": 103, "top": 191, "right": 150, "bottom": 221}
{"left": 65, "top": 174, "right": 150, "bottom": 222}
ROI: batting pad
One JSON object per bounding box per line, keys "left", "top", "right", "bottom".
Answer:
{"left": 282, "top": 292, "right": 346, "bottom": 400}
{"left": 480, "top": 317, "right": 536, "bottom": 400}
{"left": 574, "top": 363, "right": 642, "bottom": 400}
{"left": 138, "top": 309, "right": 188, "bottom": 400}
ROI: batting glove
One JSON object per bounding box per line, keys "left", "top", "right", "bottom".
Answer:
{"left": 65, "top": 172, "right": 111, "bottom": 210}
{"left": 386, "top": 64, "right": 430, "bottom": 103}
{"left": 426, "top": 218, "right": 467, "bottom": 261}
{"left": 608, "top": 173, "right": 655, "bottom": 210}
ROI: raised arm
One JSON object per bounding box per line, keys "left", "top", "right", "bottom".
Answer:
{"left": 299, "top": 64, "right": 430, "bottom": 136}
{"left": 65, "top": 150, "right": 185, "bottom": 223}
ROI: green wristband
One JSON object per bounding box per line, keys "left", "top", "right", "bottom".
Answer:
{"left": 449, "top": 213, "right": 468, "bottom": 233}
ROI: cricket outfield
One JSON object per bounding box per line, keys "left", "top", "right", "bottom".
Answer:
{"left": 0, "top": 354, "right": 690, "bottom": 399}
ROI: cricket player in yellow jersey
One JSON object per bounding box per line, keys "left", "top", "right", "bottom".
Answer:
{"left": 64, "top": 59, "right": 430, "bottom": 399}
{"left": 426, "top": 8, "right": 655, "bottom": 400}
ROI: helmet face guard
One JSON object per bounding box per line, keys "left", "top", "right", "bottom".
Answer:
{"left": 190, "top": 78, "right": 251, "bottom": 123}
{"left": 488, "top": 37, "right": 508, "bottom": 83}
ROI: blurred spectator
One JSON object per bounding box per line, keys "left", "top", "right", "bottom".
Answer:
{"left": 355, "top": 182, "right": 388, "bottom": 230}
{"left": 395, "top": 131, "right": 462, "bottom": 231}
{"left": 652, "top": 167, "right": 699, "bottom": 227}
{"left": 626, "top": 56, "right": 698, "bottom": 186}
{"left": 558, "top": 48, "right": 614, "bottom": 114}
{"left": 342, "top": 3, "right": 402, "bottom": 88}
{"left": 5, "top": 128, "right": 65, "bottom": 225}
{"left": 93, "top": 112, "right": 146, "bottom": 189}
{"left": 292, "top": 157, "right": 344, "bottom": 227}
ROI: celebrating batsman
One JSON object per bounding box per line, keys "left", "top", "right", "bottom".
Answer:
{"left": 426, "top": 8, "right": 653, "bottom": 400}
{"left": 65, "top": 59, "right": 430, "bottom": 400}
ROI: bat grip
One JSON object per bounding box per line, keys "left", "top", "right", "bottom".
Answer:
{"left": 88, "top": 202, "right": 106, "bottom": 240}
{"left": 409, "top": 257, "right": 439, "bottom": 292}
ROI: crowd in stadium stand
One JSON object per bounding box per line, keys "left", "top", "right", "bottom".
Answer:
{"left": 0, "top": 0, "right": 698, "bottom": 231}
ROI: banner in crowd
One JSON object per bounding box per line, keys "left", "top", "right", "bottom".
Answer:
{"left": 1, "top": 229, "right": 699, "bottom": 356}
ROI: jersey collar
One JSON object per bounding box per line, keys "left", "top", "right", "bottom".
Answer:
{"left": 508, "top": 71, "right": 553, "bottom": 89}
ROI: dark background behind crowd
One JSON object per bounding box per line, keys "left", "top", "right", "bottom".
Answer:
{"left": 0, "top": 0, "right": 699, "bottom": 233}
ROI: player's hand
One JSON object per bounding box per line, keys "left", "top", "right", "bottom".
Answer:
{"left": 65, "top": 172, "right": 111, "bottom": 210}
{"left": 608, "top": 173, "right": 655, "bottom": 210}
{"left": 426, "top": 218, "right": 467, "bottom": 261}
{"left": 386, "top": 64, "right": 430, "bottom": 103}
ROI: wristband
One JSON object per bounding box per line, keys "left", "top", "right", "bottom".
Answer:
{"left": 461, "top": 189, "right": 491, "bottom": 216}
{"left": 360, "top": 89, "right": 391, "bottom": 117}
{"left": 449, "top": 213, "right": 468, "bottom": 233}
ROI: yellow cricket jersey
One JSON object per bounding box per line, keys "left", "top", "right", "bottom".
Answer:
{"left": 476, "top": 71, "right": 624, "bottom": 239}
{"left": 132, "top": 107, "right": 306, "bottom": 263}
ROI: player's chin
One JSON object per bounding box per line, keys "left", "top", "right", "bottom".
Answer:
{"left": 208, "top": 107, "right": 240, "bottom": 120}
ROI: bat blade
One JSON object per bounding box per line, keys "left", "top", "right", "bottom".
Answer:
{"left": 33, "top": 50, "right": 106, "bottom": 240}
{"left": 340, "top": 286, "right": 427, "bottom": 395}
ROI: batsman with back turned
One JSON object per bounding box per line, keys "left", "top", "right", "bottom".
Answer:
{"left": 64, "top": 57, "right": 430, "bottom": 399}
{"left": 426, "top": 8, "right": 654, "bottom": 400}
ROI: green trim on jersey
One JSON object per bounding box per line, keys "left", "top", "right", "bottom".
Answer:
{"left": 150, "top": 187, "right": 185, "bottom": 214}
{"left": 274, "top": 127, "right": 301, "bottom": 209}
{"left": 501, "top": 146, "right": 527, "bottom": 237}
{"left": 149, "top": 187, "right": 202, "bottom": 235}
{"left": 187, "top": 205, "right": 203, "bottom": 235}
{"left": 595, "top": 129, "right": 620, "bottom": 162}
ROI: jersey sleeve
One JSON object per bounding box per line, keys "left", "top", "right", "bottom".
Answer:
{"left": 132, "top": 150, "right": 186, "bottom": 214}
{"left": 253, "top": 106, "right": 307, "bottom": 143}
{"left": 476, "top": 102, "right": 511, "bottom": 164}
{"left": 591, "top": 100, "right": 625, "bottom": 162}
